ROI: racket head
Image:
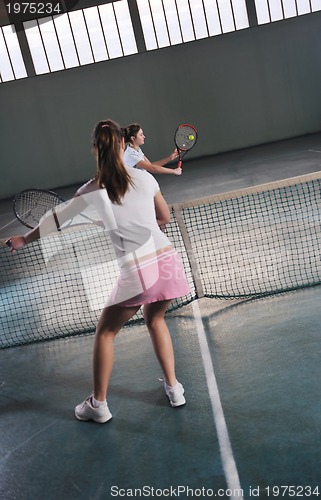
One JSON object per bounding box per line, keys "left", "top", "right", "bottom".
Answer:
{"left": 13, "top": 189, "right": 65, "bottom": 229}
{"left": 174, "top": 124, "right": 198, "bottom": 152}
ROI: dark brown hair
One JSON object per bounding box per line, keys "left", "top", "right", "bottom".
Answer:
{"left": 123, "top": 123, "right": 141, "bottom": 144}
{"left": 93, "top": 119, "right": 134, "bottom": 205}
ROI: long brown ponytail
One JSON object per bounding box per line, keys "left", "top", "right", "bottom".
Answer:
{"left": 93, "top": 119, "right": 134, "bottom": 204}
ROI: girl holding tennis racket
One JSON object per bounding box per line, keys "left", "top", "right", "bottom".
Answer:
{"left": 7, "top": 119, "right": 190, "bottom": 423}
{"left": 123, "top": 123, "right": 182, "bottom": 176}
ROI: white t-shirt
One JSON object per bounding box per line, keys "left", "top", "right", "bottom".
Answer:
{"left": 76, "top": 168, "right": 171, "bottom": 264}
{"left": 124, "top": 146, "right": 145, "bottom": 168}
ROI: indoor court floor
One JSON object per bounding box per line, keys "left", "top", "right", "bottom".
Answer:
{"left": 1, "top": 133, "right": 321, "bottom": 499}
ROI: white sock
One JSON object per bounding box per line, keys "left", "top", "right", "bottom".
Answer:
{"left": 165, "top": 380, "right": 178, "bottom": 389}
{"left": 91, "top": 395, "right": 106, "bottom": 408}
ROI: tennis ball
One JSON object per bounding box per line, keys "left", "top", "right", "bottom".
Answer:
{"left": 188, "top": 134, "right": 195, "bottom": 141}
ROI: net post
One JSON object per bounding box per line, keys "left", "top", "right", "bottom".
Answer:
{"left": 172, "top": 204, "right": 204, "bottom": 299}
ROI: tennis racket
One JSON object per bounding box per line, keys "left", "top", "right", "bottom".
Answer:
{"left": 13, "top": 189, "right": 66, "bottom": 229}
{"left": 174, "top": 124, "right": 198, "bottom": 168}
{"left": 13, "top": 188, "right": 94, "bottom": 229}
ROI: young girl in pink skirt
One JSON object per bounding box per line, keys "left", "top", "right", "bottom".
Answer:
{"left": 7, "top": 119, "right": 190, "bottom": 423}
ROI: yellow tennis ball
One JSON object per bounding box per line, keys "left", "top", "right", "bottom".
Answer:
{"left": 188, "top": 134, "right": 195, "bottom": 141}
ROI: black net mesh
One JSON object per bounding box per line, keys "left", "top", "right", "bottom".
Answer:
{"left": 181, "top": 177, "right": 321, "bottom": 298}
{"left": 1, "top": 173, "right": 321, "bottom": 348}
{"left": 0, "top": 220, "right": 194, "bottom": 348}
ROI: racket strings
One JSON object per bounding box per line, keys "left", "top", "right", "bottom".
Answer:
{"left": 175, "top": 126, "right": 197, "bottom": 151}
{"left": 14, "top": 190, "right": 64, "bottom": 228}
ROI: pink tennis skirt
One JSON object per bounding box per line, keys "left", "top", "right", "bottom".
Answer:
{"left": 106, "top": 247, "right": 191, "bottom": 307}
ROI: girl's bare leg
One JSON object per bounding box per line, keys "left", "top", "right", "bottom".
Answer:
{"left": 143, "top": 300, "right": 177, "bottom": 387}
{"left": 93, "top": 304, "right": 140, "bottom": 401}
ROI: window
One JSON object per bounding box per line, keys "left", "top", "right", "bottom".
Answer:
{"left": 0, "top": 25, "right": 27, "bottom": 82}
{"left": 254, "top": 0, "right": 321, "bottom": 24}
{"left": 136, "top": 0, "right": 249, "bottom": 50}
{"left": 1, "top": 0, "right": 321, "bottom": 83}
{"left": 23, "top": 0, "right": 137, "bottom": 75}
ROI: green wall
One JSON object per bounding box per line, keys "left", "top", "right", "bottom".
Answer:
{"left": 0, "top": 12, "right": 321, "bottom": 199}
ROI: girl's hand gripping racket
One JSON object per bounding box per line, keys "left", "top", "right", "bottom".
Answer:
{"left": 174, "top": 124, "right": 198, "bottom": 169}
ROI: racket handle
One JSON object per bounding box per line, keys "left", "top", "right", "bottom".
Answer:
{"left": 177, "top": 160, "right": 182, "bottom": 168}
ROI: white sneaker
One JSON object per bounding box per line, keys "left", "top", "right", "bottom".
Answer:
{"left": 75, "top": 395, "right": 112, "bottom": 423}
{"left": 164, "top": 381, "right": 186, "bottom": 407}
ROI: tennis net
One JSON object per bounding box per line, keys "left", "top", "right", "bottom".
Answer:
{"left": 1, "top": 171, "right": 321, "bottom": 348}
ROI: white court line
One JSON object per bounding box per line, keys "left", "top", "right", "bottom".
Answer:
{"left": 192, "top": 300, "right": 243, "bottom": 499}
